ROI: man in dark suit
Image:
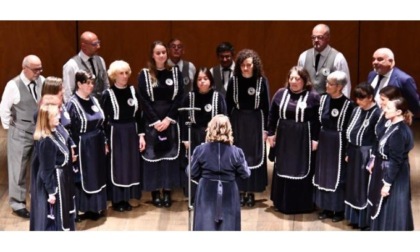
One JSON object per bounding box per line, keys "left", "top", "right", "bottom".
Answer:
{"left": 0, "top": 55, "right": 45, "bottom": 219}
{"left": 367, "top": 47, "right": 420, "bottom": 117}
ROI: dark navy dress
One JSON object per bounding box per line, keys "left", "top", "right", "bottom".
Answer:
{"left": 225, "top": 75, "right": 270, "bottom": 192}
{"left": 370, "top": 121, "right": 414, "bottom": 230}
{"left": 66, "top": 94, "right": 107, "bottom": 213}
{"left": 313, "top": 94, "right": 354, "bottom": 212}
{"left": 101, "top": 85, "right": 142, "bottom": 203}
{"left": 137, "top": 67, "right": 184, "bottom": 190}
{"left": 188, "top": 142, "right": 250, "bottom": 231}
{"left": 30, "top": 131, "right": 76, "bottom": 231}
{"left": 344, "top": 104, "right": 381, "bottom": 228}
{"left": 267, "top": 88, "right": 320, "bottom": 214}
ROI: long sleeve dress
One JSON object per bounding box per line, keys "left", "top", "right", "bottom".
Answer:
{"left": 137, "top": 67, "right": 184, "bottom": 191}
{"left": 66, "top": 93, "right": 107, "bottom": 214}
{"left": 180, "top": 89, "right": 227, "bottom": 198}
{"left": 101, "top": 85, "right": 142, "bottom": 204}
{"left": 267, "top": 88, "right": 320, "bottom": 214}
{"left": 188, "top": 142, "right": 250, "bottom": 231}
{"left": 225, "top": 75, "right": 270, "bottom": 193}
{"left": 30, "top": 131, "right": 75, "bottom": 231}
{"left": 344, "top": 104, "right": 381, "bottom": 228}
{"left": 313, "top": 94, "right": 354, "bottom": 212}
{"left": 370, "top": 121, "right": 414, "bottom": 231}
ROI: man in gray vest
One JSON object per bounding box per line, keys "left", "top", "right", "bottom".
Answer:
{"left": 0, "top": 55, "right": 45, "bottom": 219}
{"left": 210, "top": 42, "right": 235, "bottom": 96}
{"left": 167, "top": 38, "right": 196, "bottom": 96}
{"left": 298, "top": 23, "right": 351, "bottom": 98}
{"left": 62, "top": 31, "right": 110, "bottom": 102}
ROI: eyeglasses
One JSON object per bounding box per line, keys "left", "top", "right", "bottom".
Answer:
{"left": 170, "top": 44, "right": 183, "bottom": 49}
{"left": 25, "top": 66, "right": 43, "bottom": 73}
{"left": 311, "top": 35, "right": 327, "bottom": 41}
{"left": 90, "top": 40, "right": 101, "bottom": 46}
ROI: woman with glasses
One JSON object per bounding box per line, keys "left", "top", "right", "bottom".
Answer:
{"left": 267, "top": 66, "right": 320, "bottom": 214}
{"left": 344, "top": 83, "right": 381, "bottom": 230}
{"left": 66, "top": 70, "right": 108, "bottom": 221}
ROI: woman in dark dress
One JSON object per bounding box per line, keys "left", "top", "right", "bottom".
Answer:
{"left": 66, "top": 70, "right": 108, "bottom": 220}
{"left": 102, "top": 60, "right": 145, "bottom": 212}
{"left": 370, "top": 97, "right": 414, "bottom": 230}
{"left": 267, "top": 66, "right": 320, "bottom": 214}
{"left": 31, "top": 104, "right": 75, "bottom": 231}
{"left": 30, "top": 77, "right": 77, "bottom": 229}
{"left": 137, "top": 41, "right": 184, "bottom": 208}
{"left": 225, "top": 49, "right": 270, "bottom": 207}
{"left": 344, "top": 83, "right": 381, "bottom": 230}
{"left": 367, "top": 86, "right": 402, "bottom": 229}
{"left": 180, "top": 67, "right": 227, "bottom": 201}
{"left": 313, "top": 71, "right": 355, "bottom": 222}
{"left": 187, "top": 115, "right": 250, "bottom": 231}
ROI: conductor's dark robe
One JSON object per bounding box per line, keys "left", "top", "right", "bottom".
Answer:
{"left": 180, "top": 89, "right": 227, "bottom": 198}
{"left": 188, "top": 142, "right": 250, "bottom": 231}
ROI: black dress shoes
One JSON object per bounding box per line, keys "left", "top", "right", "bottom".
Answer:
{"left": 123, "top": 201, "right": 133, "bottom": 211}
{"left": 163, "top": 190, "right": 172, "bottom": 208}
{"left": 318, "top": 210, "right": 333, "bottom": 220}
{"left": 13, "top": 208, "right": 30, "bottom": 219}
{"left": 246, "top": 193, "right": 255, "bottom": 207}
{"left": 331, "top": 211, "right": 345, "bottom": 222}
{"left": 75, "top": 214, "right": 86, "bottom": 223}
{"left": 151, "top": 191, "right": 163, "bottom": 208}
{"left": 240, "top": 192, "right": 246, "bottom": 207}
{"left": 112, "top": 202, "right": 125, "bottom": 212}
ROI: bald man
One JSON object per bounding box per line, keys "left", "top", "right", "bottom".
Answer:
{"left": 62, "top": 31, "right": 110, "bottom": 102}
{"left": 298, "top": 23, "right": 351, "bottom": 98}
{"left": 367, "top": 47, "right": 420, "bottom": 116}
{"left": 0, "top": 55, "right": 45, "bottom": 218}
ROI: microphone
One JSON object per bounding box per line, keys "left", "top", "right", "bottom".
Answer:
{"left": 178, "top": 107, "right": 201, "bottom": 111}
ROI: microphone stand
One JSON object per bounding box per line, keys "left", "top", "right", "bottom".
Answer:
{"left": 178, "top": 107, "right": 201, "bottom": 231}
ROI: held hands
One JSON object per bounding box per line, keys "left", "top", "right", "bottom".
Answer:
{"left": 48, "top": 194, "right": 56, "bottom": 204}
{"left": 267, "top": 135, "right": 276, "bottom": 148}
{"left": 105, "top": 143, "right": 110, "bottom": 155}
{"left": 139, "top": 135, "right": 146, "bottom": 152}
{"left": 154, "top": 118, "right": 171, "bottom": 132}
{"left": 381, "top": 184, "right": 391, "bottom": 197}
{"left": 71, "top": 148, "right": 78, "bottom": 163}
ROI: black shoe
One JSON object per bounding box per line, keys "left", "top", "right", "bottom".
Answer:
{"left": 13, "top": 208, "right": 30, "bottom": 219}
{"left": 112, "top": 202, "right": 125, "bottom": 212}
{"left": 86, "top": 211, "right": 105, "bottom": 221}
{"left": 163, "top": 190, "right": 172, "bottom": 208}
{"left": 332, "top": 212, "right": 344, "bottom": 222}
{"left": 240, "top": 192, "right": 246, "bottom": 207}
{"left": 361, "top": 226, "right": 371, "bottom": 231}
{"left": 151, "top": 191, "right": 162, "bottom": 208}
{"left": 318, "top": 210, "right": 333, "bottom": 220}
{"left": 123, "top": 201, "right": 132, "bottom": 211}
{"left": 75, "top": 214, "right": 85, "bottom": 223}
{"left": 246, "top": 193, "right": 255, "bottom": 207}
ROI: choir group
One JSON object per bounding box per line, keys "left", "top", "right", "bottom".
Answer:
{"left": 0, "top": 24, "right": 418, "bottom": 231}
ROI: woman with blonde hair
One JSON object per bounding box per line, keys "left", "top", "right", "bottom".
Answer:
{"left": 187, "top": 115, "right": 250, "bottom": 231}
{"left": 30, "top": 104, "right": 75, "bottom": 231}
{"left": 101, "top": 60, "right": 145, "bottom": 212}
